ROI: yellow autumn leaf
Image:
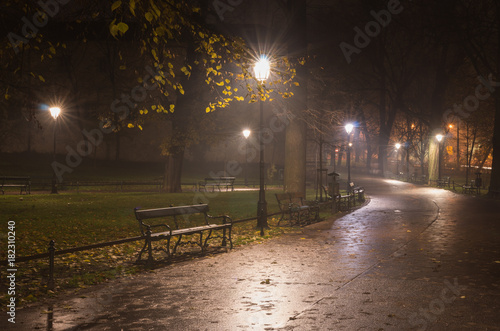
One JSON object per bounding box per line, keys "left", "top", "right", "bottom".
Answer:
{"left": 129, "top": 0, "right": 136, "bottom": 15}
{"left": 127, "top": 123, "right": 134, "bottom": 128}
{"left": 117, "top": 22, "right": 129, "bottom": 34}
{"left": 111, "top": 0, "right": 122, "bottom": 11}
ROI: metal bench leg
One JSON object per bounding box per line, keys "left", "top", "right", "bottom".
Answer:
{"left": 137, "top": 239, "right": 148, "bottom": 263}
{"left": 146, "top": 229, "right": 154, "bottom": 267}
{"left": 203, "top": 229, "right": 213, "bottom": 251}
{"left": 173, "top": 235, "right": 183, "bottom": 254}
{"left": 277, "top": 212, "right": 285, "bottom": 226}
{"left": 228, "top": 226, "right": 233, "bottom": 249}
{"left": 222, "top": 228, "right": 227, "bottom": 247}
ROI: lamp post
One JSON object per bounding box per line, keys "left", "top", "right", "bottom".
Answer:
{"left": 405, "top": 142, "right": 410, "bottom": 181}
{"left": 395, "top": 143, "right": 401, "bottom": 178}
{"left": 436, "top": 134, "right": 443, "bottom": 180}
{"left": 345, "top": 123, "right": 353, "bottom": 192}
{"left": 243, "top": 129, "right": 251, "bottom": 186}
{"left": 49, "top": 107, "right": 61, "bottom": 194}
{"left": 254, "top": 55, "right": 270, "bottom": 235}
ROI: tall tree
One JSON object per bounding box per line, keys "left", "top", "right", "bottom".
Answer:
{"left": 283, "top": 0, "right": 308, "bottom": 195}
{"left": 458, "top": 0, "right": 500, "bottom": 196}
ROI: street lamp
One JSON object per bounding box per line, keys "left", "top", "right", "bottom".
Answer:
{"left": 49, "top": 107, "right": 61, "bottom": 194}
{"left": 254, "top": 55, "right": 270, "bottom": 235}
{"left": 436, "top": 134, "right": 443, "bottom": 180}
{"left": 395, "top": 143, "right": 401, "bottom": 178}
{"left": 243, "top": 129, "right": 251, "bottom": 186}
{"left": 345, "top": 123, "right": 354, "bottom": 192}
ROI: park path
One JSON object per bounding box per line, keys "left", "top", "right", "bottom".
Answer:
{"left": 4, "top": 176, "right": 500, "bottom": 330}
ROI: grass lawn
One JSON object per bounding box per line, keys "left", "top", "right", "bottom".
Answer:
{"left": 0, "top": 152, "right": 336, "bottom": 307}
{"left": 0, "top": 190, "right": 291, "bottom": 256}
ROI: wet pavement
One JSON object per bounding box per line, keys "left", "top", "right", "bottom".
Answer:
{"left": 3, "top": 176, "right": 500, "bottom": 330}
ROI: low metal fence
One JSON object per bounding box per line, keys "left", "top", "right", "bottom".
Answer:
{"left": 0, "top": 200, "right": 341, "bottom": 291}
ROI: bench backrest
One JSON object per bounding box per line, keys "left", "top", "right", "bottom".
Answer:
{"left": 289, "top": 192, "right": 305, "bottom": 206}
{"left": 275, "top": 193, "right": 289, "bottom": 211}
{"left": 1, "top": 176, "right": 30, "bottom": 182}
{"left": 204, "top": 177, "right": 235, "bottom": 183}
{"left": 135, "top": 204, "right": 210, "bottom": 235}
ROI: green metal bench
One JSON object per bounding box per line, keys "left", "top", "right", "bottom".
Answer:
{"left": 0, "top": 176, "right": 31, "bottom": 195}
{"left": 134, "top": 204, "right": 232, "bottom": 264}
{"left": 198, "top": 177, "right": 235, "bottom": 192}
{"left": 275, "top": 192, "right": 320, "bottom": 226}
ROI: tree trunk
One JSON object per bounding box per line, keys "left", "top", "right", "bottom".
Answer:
{"left": 428, "top": 139, "right": 439, "bottom": 182}
{"left": 284, "top": 118, "right": 307, "bottom": 194}
{"left": 378, "top": 134, "right": 389, "bottom": 177}
{"left": 488, "top": 7, "right": 500, "bottom": 196}
{"left": 377, "top": 58, "right": 388, "bottom": 177}
{"left": 284, "top": 0, "right": 307, "bottom": 195}
{"left": 163, "top": 147, "right": 184, "bottom": 193}
{"left": 366, "top": 145, "right": 372, "bottom": 172}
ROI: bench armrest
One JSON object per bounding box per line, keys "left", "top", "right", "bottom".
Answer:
{"left": 140, "top": 222, "right": 172, "bottom": 235}
{"left": 207, "top": 214, "right": 233, "bottom": 224}
{"left": 288, "top": 202, "right": 304, "bottom": 210}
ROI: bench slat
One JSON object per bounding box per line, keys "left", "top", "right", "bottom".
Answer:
{"left": 149, "top": 224, "right": 231, "bottom": 238}
{"left": 135, "top": 204, "right": 209, "bottom": 220}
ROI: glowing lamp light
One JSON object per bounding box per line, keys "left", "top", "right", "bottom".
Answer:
{"left": 243, "top": 129, "right": 251, "bottom": 139}
{"left": 254, "top": 56, "right": 270, "bottom": 82}
{"left": 436, "top": 134, "right": 443, "bottom": 142}
{"left": 49, "top": 107, "right": 61, "bottom": 119}
{"left": 345, "top": 123, "right": 354, "bottom": 134}
{"left": 395, "top": 143, "right": 401, "bottom": 150}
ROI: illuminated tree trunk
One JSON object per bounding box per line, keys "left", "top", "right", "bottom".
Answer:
{"left": 284, "top": 0, "right": 307, "bottom": 195}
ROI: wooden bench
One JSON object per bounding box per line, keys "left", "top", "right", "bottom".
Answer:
{"left": 462, "top": 180, "right": 478, "bottom": 195}
{"left": 0, "top": 176, "right": 31, "bottom": 195}
{"left": 349, "top": 182, "right": 365, "bottom": 203}
{"left": 437, "top": 176, "right": 451, "bottom": 188}
{"left": 134, "top": 204, "right": 232, "bottom": 264}
{"left": 275, "top": 192, "right": 320, "bottom": 226}
{"left": 320, "top": 183, "right": 364, "bottom": 212}
{"left": 411, "top": 174, "right": 427, "bottom": 184}
{"left": 198, "top": 177, "right": 235, "bottom": 192}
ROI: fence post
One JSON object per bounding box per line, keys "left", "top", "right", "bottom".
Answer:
{"left": 146, "top": 226, "right": 154, "bottom": 268}
{"left": 48, "top": 240, "right": 55, "bottom": 290}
